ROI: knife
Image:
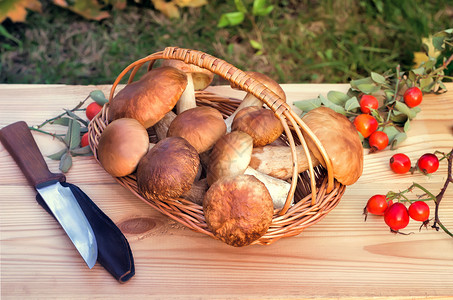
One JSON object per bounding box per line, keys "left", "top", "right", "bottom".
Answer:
{"left": 0, "top": 121, "right": 98, "bottom": 269}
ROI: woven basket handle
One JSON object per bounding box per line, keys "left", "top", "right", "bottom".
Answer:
{"left": 107, "top": 47, "right": 335, "bottom": 212}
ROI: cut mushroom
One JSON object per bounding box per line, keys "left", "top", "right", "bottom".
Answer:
{"left": 231, "top": 106, "right": 284, "bottom": 147}
{"left": 161, "top": 60, "right": 214, "bottom": 114}
{"left": 250, "top": 107, "right": 363, "bottom": 186}
{"left": 109, "top": 66, "right": 187, "bottom": 128}
{"left": 167, "top": 106, "right": 227, "bottom": 154}
{"left": 97, "top": 118, "right": 150, "bottom": 177}
{"left": 136, "top": 137, "right": 200, "bottom": 201}
{"left": 203, "top": 174, "right": 274, "bottom": 247}
{"left": 224, "top": 71, "right": 286, "bottom": 132}
{"left": 207, "top": 131, "right": 292, "bottom": 209}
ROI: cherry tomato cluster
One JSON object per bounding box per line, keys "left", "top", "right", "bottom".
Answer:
{"left": 80, "top": 101, "right": 104, "bottom": 148}
{"left": 353, "top": 94, "right": 389, "bottom": 152}
{"left": 389, "top": 152, "right": 440, "bottom": 175}
{"left": 366, "top": 195, "right": 430, "bottom": 231}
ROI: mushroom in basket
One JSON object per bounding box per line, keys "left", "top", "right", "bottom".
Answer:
{"left": 97, "top": 118, "right": 150, "bottom": 177}
{"left": 203, "top": 174, "right": 274, "bottom": 247}
{"left": 136, "top": 137, "right": 200, "bottom": 201}
{"left": 249, "top": 106, "right": 363, "bottom": 186}
{"left": 207, "top": 131, "right": 292, "bottom": 210}
{"left": 161, "top": 59, "right": 214, "bottom": 114}
{"left": 109, "top": 66, "right": 187, "bottom": 128}
{"left": 224, "top": 71, "right": 286, "bottom": 132}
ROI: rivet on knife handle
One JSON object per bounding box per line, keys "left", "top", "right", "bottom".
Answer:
{"left": 0, "top": 121, "right": 66, "bottom": 187}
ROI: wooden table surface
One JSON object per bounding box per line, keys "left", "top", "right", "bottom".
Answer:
{"left": 1, "top": 83, "right": 452, "bottom": 299}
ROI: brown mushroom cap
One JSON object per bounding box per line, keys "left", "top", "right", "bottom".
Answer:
{"left": 203, "top": 174, "right": 274, "bottom": 247}
{"left": 161, "top": 60, "right": 214, "bottom": 90}
{"left": 302, "top": 106, "right": 363, "bottom": 185}
{"left": 97, "top": 118, "right": 149, "bottom": 177}
{"left": 207, "top": 131, "right": 253, "bottom": 186}
{"left": 109, "top": 66, "right": 187, "bottom": 128}
{"left": 136, "top": 137, "right": 200, "bottom": 201}
{"left": 231, "top": 106, "right": 284, "bottom": 147}
{"left": 167, "top": 106, "right": 226, "bottom": 153}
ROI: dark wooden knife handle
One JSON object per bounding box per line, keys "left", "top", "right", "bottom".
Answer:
{"left": 0, "top": 121, "right": 65, "bottom": 187}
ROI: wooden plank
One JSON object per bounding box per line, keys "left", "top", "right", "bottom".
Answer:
{"left": 1, "top": 83, "right": 453, "bottom": 299}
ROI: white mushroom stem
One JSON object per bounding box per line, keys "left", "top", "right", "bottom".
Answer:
{"left": 176, "top": 74, "right": 196, "bottom": 114}
{"left": 153, "top": 111, "right": 177, "bottom": 140}
{"left": 224, "top": 93, "right": 262, "bottom": 132}
{"left": 244, "top": 167, "right": 292, "bottom": 210}
{"left": 249, "top": 145, "right": 320, "bottom": 180}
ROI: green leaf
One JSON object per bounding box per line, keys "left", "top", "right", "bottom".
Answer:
{"left": 59, "top": 152, "right": 73, "bottom": 173}
{"left": 412, "top": 67, "right": 425, "bottom": 75}
{"left": 432, "top": 36, "right": 445, "bottom": 51}
{"left": 350, "top": 77, "right": 373, "bottom": 91}
{"left": 249, "top": 39, "right": 262, "bottom": 50}
{"left": 217, "top": 12, "right": 245, "bottom": 27}
{"left": 370, "top": 72, "right": 386, "bottom": 84}
{"left": 89, "top": 90, "right": 108, "bottom": 106}
{"left": 370, "top": 109, "right": 384, "bottom": 123}
{"left": 64, "top": 118, "right": 81, "bottom": 150}
{"left": 70, "top": 146, "right": 92, "bottom": 156}
{"left": 65, "top": 109, "right": 88, "bottom": 127}
{"left": 294, "top": 98, "right": 321, "bottom": 112}
{"left": 320, "top": 95, "right": 346, "bottom": 115}
{"left": 394, "top": 101, "right": 417, "bottom": 120}
{"left": 391, "top": 132, "right": 407, "bottom": 149}
{"left": 356, "top": 83, "right": 381, "bottom": 94}
{"left": 0, "top": 25, "right": 22, "bottom": 46}
{"left": 390, "top": 110, "right": 408, "bottom": 123}
{"left": 327, "top": 91, "right": 349, "bottom": 105}
{"left": 47, "top": 149, "right": 68, "bottom": 161}
{"left": 382, "top": 126, "right": 400, "bottom": 143}
{"left": 420, "top": 77, "right": 433, "bottom": 90}
{"left": 252, "top": 0, "right": 273, "bottom": 16}
{"left": 234, "top": 0, "right": 247, "bottom": 13}
{"left": 344, "top": 96, "right": 360, "bottom": 111}
{"left": 51, "top": 117, "right": 71, "bottom": 126}
{"left": 403, "top": 119, "right": 410, "bottom": 132}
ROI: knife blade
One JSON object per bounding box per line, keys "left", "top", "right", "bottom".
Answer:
{"left": 0, "top": 121, "right": 98, "bottom": 269}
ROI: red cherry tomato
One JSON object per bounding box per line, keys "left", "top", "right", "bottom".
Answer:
{"left": 369, "top": 131, "right": 389, "bottom": 151}
{"left": 81, "top": 132, "right": 89, "bottom": 147}
{"left": 389, "top": 153, "right": 412, "bottom": 174}
{"left": 366, "top": 194, "right": 388, "bottom": 215}
{"left": 353, "top": 114, "right": 378, "bottom": 138}
{"left": 408, "top": 201, "right": 430, "bottom": 222}
{"left": 86, "top": 102, "right": 103, "bottom": 121}
{"left": 403, "top": 87, "right": 423, "bottom": 108}
{"left": 384, "top": 203, "right": 409, "bottom": 231}
{"left": 417, "top": 153, "right": 439, "bottom": 174}
{"left": 360, "top": 95, "right": 379, "bottom": 114}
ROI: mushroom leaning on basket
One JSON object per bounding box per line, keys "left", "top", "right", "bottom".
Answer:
{"left": 108, "top": 66, "right": 188, "bottom": 128}
{"left": 249, "top": 107, "right": 364, "bottom": 186}
{"left": 203, "top": 174, "right": 274, "bottom": 247}
{"left": 224, "top": 71, "right": 287, "bottom": 132}
{"left": 207, "top": 131, "right": 292, "bottom": 209}
{"left": 161, "top": 59, "right": 214, "bottom": 114}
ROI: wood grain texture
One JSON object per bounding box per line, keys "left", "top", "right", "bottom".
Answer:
{"left": 1, "top": 83, "right": 453, "bottom": 299}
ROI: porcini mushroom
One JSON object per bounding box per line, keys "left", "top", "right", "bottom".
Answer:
{"left": 203, "top": 174, "right": 274, "bottom": 247}
{"left": 167, "top": 106, "right": 226, "bottom": 153}
{"left": 207, "top": 131, "right": 292, "bottom": 209}
{"left": 250, "top": 107, "right": 363, "bottom": 186}
{"left": 97, "top": 118, "right": 150, "bottom": 177}
{"left": 153, "top": 111, "right": 177, "bottom": 141}
{"left": 224, "top": 71, "right": 286, "bottom": 132}
{"left": 136, "top": 137, "right": 200, "bottom": 201}
{"left": 109, "top": 66, "right": 187, "bottom": 128}
{"left": 231, "top": 106, "right": 284, "bottom": 147}
{"left": 161, "top": 60, "right": 214, "bottom": 114}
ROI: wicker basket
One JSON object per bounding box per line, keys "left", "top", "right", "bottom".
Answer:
{"left": 88, "top": 47, "right": 346, "bottom": 245}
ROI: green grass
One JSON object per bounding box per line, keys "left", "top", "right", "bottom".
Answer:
{"left": 0, "top": 0, "right": 452, "bottom": 85}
